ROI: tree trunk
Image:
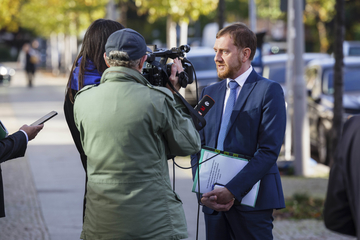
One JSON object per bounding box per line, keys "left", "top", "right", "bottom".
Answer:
{"left": 292, "top": 0, "right": 309, "bottom": 176}
{"left": 330, "top": 0, "right": 345, "bottom": 166}
{"left": 317, "top": 21, "right": 329, "bottom": 53}
{"left": 179, "top": 21, "right": 188, "bottom": 46}
{"left": 218, "top": 0, "right": 225, "bottom": 30}
{"left": 167, "top": 15, "right": 177, "bottom": 49}
{"left": 249, "top": 0, "right": 257, "bottom": 32}
{"left": 49, "top": 32, "right": 59, "bottom": 75}
{"left": 119, "top": 1, "right": 128, "bottom": 27}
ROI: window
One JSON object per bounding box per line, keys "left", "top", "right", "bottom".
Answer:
{"left": 349, "top": 47, "right": 360, "bottom": 56}
{"left": 323, "top": 68, "right": 360, "bottom": 94}
{"left": 188, "top": 55, "right": 216, "bottom": 71}
{"left": 263, "top": 63, "right": 286, "bottom": 83}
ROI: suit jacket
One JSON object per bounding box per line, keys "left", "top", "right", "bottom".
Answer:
{"left": 0, "top": 131, "right": 27, "bottom": 217}
{"left": 324, "top": 116, "right": 360, "bottom": 238}
{"left": 191, "top": 69, "right": 286, "bottom": 213}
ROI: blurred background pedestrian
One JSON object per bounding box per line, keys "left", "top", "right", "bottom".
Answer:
{"left": 17, "top": 41, "right": 40, "bottom": 87}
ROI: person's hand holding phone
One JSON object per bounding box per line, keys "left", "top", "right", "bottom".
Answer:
{"left": 20, "top": 124, "right": 44, "bottom": 141}
{"left": 22, "top": 111, "right": 57, "bottom": 141}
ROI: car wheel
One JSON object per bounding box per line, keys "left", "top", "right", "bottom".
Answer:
{"left": 317, "top": 122, "right": 329, "bottom": 165}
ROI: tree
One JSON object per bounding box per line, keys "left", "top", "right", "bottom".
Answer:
{"left": 303, "top": 0, "right": 336, "bottom": 53}
{"left": 256, "top": 0, "right": 284, "bottom": 20}
{"left": 18, "top": 0, "right": 108, "bottom": 37}
{"left": 218, "top": 0, "right": 225, "bottom": 30}
{"left": 13, "top": 0, "right": 108, "bottom": 73}
{"left": 0, "top": 0, "right": 23, "bottom": 31}
{"left": 330, "top": 0, "right": 345, "bottom": 166}
{"left": 135, "top": 0, "right": 218, "bottom": 48}
{"left": 344, "top": 0, "right": 360, "bottom": 40}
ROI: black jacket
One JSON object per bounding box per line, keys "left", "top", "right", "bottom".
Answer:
{"left": 64, "top": 89, "right": 87, "bottom": 222}
{"left": 324, "top": 116, "right": 360, "bottom": 238}
{"left": 0, "top": 131, "right": 27, "bottom": 217}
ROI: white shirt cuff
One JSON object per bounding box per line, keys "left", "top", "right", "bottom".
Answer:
{"left": 20, "top": 130, "right": 29, "bottom": 143}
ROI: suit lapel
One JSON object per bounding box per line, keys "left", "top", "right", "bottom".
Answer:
{"left": 206, "top": 80, "right": 226, "bottom": 147}
{"left": 226, "top": 70, "right": 258, "bottom": 134}
{"left": 212, "top": 80, "right": 226, "bottom": 132}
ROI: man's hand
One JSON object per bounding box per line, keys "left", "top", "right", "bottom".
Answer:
{"left": 201, "top": 187, "right": 235, "bottom": 211}
{"left": 167, "top": 58, "right": 183, "bottom": 93}
{"left": 20, "top": 124, "right": 44, "bottom": 141}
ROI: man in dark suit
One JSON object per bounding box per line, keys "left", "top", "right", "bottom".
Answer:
{"left": 324, "top": 116, "right": 360, "bottom": 239}
{"left": 0, "top": 124, "right": 43, "bottom": 217}
{"left": 191, "top": 22, "right": 286, "bottom": 239}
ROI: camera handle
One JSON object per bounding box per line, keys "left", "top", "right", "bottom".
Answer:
{"left": 149, "top": 60, "right": 206, "bottom": 131}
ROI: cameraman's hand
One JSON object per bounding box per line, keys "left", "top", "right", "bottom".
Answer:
{"left": 20, "top": 124, "right": 44, "bottom": 141}
{"left": 167, "top": 58, "right": 183, "bottom": 93}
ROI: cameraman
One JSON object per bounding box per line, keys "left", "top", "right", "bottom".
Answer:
{"left": 73, "top": 28, "right": 201, "bottom": 240}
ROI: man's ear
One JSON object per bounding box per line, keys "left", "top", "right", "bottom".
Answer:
{"left": 242, "top": 48, "right": 251, "bottom": 62}
{"left": 139, "top": 55, "right": 147, "bottom": 68}
{"left": 104, "top": 52, "right": 110, "bottom": 67}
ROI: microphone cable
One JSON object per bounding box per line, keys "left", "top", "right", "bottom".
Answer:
{"left": 170, "top": 153, "right": 220, "bottom": 240}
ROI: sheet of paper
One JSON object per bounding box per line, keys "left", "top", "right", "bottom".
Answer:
{"left": 192, "top": 148, "right": 260, "bottom": 207}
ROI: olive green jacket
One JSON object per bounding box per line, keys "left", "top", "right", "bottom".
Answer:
{"left": 74, "top": 66, "right": 201, "bottom": 240}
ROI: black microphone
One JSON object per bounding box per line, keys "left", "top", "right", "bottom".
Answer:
{"left": 194, "top": 95, "right": 215, "bottom": 117}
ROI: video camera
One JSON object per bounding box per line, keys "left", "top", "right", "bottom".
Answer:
{"left": 142, "top": 44, "right": 212, "bottom": 132}
{"left": 142, "top": 45, "right": 194, "bottom": 88}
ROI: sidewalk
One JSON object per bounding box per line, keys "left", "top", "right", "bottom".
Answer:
{"left": 0, "top": 68, "right": 84, "bottom": 240}
{"left": 0, "top": 64, "right": 356, "bottom": 240}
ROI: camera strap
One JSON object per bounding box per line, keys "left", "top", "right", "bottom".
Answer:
{"left": 166, "top": 81, "right": 207, "bottom": 131}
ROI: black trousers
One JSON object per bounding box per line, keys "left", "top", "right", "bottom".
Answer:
{"left": 204, "top": 207, "right": 274, "bottom": 240}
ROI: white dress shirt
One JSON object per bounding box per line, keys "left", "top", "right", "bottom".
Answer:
{"left": 20, "top": 130, "right": 29, "bottom": 143}
{"left": 222, "top": 65, "right": 253, "bottom": 115}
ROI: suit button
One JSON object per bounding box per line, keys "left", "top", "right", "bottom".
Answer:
{"left": 241, "top": 189, "right": 250, "bottom": 197}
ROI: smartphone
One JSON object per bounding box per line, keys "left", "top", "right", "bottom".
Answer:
{"left": 30, "top": 111, "right": 58, "bottom": 126}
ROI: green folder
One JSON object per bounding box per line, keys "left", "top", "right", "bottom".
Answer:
{"left": 0, "top": 120, "right": 9, "bottom": 140}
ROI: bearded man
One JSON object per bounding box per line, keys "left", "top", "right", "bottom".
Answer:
{"left": 191, "top": 22, "right": 286, "bottom": 240}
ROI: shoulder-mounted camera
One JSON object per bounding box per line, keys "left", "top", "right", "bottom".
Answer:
{"left": 142, "top": 45, "right": 194, "bottom": 88}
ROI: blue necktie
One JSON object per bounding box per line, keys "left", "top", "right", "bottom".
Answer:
{"left": 217, "top": 81, "right": 239, "bottom": 151}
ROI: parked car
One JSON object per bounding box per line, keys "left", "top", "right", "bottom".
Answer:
{"left": 262, "top": 53, "right": 331, "bottom": 91}
{"left": 305, "top": 57, "right": 360, "bottom": 165}
{"left": 343, "top": 41, "right": 360, "bottom": 56}
{"left": 183, "top": 47, "right": 219, "bottom": 106}
{"left": 0, "top": 63, "right": 15, "bottom": 85}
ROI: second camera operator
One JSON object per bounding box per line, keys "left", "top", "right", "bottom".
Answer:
{"left": 73, "top": 28, "right": 201, "bottom": 239}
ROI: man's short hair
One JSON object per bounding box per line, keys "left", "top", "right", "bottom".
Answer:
{"left": 105, "top": 28, "right": 147, "bottom": 61}
{"left": 106, "top": 51, "right": 141, "bottom": 68}
{"left": 216, "top": 23, "right": 257, "bottom": 60}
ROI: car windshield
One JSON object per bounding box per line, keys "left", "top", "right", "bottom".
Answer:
{"left": 187, "top": 56, "right": 217, "bottom": 71}
{"left": 349, "top": 47, "right": 360, "bottom": 56}
{"left": 323, "top": 68, "right": 360, "bottom": 94}
{"left": 267, "top": 64, "right": 286, "bottom": 83}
